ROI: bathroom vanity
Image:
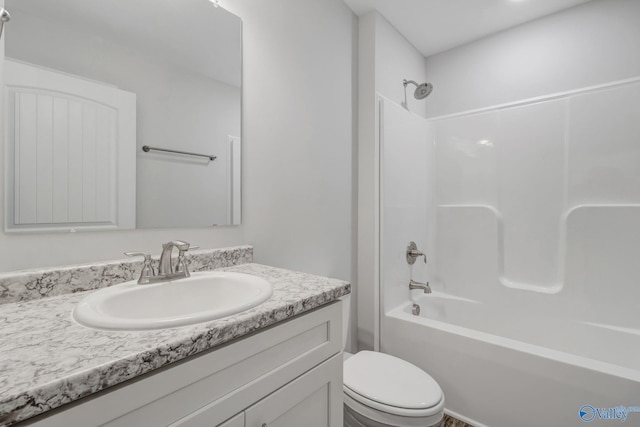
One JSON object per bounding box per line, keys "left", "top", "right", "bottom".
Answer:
{"left": 25, "top": 302, "right": 343, "bottom": 427}
{"left": 0, "top": 246, "right": 350, "bottom": 427}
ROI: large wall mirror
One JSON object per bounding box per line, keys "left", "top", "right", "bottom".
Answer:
{"left": 3, "top": 0, "right": 242, "bottom": 232}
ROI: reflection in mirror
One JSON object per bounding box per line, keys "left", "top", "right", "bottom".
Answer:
{"left": 4, "top": 0, "right": 242, "bottom": 232}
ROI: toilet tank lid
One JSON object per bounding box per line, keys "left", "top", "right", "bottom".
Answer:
{"left": 343, "top": 351, "right": 443, "bottom": 410}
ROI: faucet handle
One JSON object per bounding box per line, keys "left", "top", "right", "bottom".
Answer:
{"left": 124, "top": 251, "right": 151, "bottom": 259}
{"left": 406, "top": 241, "right": 427, "bottom": 264}
{"left": 177, "top": 245, "right": 199, "bottom": 257}
{"left": 124, "top": 252, "right": 155, "bottom": 284}
{"left": 175, "top": 245, "right": 199, "bottom": 277}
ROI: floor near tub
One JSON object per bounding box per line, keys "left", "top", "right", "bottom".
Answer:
{"left": 443, "top": 414, "right": 475, "bottom": 427}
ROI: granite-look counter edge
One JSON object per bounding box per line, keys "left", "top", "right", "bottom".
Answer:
{"left": 0, "top": 263, "right": 350, "bottom": 426}
{"left": 0, "top": 245, "right": 254, "bottom": 305}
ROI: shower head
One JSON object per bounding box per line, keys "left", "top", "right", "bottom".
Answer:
{"left": 414, "top": 82, "right": 433, "bottom": 99}
{"left": 403, "top": 79, "right": 433, "bottom": 100}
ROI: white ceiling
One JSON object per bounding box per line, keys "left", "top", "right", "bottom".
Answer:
{"left": 343, "top": 0, "right": 594, "bottom": 57}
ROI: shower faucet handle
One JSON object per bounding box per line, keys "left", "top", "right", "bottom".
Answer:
{"left": 406, "top": 241, "right": 427, "bottom": 265}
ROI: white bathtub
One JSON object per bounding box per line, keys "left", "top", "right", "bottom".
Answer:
{"left": 380, "top": 293, "right": 640, "bottom": 427}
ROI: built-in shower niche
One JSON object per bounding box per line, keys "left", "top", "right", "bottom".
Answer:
{"left": 430, "top": 79, "right": 640, "bottom": 313}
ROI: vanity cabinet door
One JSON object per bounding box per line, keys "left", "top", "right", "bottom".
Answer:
{"left": 245, "top": 354, "right": 343, "bottom": 427}
{"left": 217, "top": 413, "right": 244, "bottom": 427}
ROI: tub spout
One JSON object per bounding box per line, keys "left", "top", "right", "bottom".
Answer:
{"left": 409, "top": 279, "right": 431, "bottom": 294}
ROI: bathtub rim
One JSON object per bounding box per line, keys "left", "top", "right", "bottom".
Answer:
{"left": 386, "top": 298, "right": 640, "bottom": 384}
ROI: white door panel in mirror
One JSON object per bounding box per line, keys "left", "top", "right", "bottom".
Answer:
{"left": 4, "top": 60, "right": 136, "bottom": 232}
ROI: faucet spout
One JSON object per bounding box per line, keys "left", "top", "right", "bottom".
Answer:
{"left": 409, "top": 279, "right": 431, "bottom": 294}
{"left": 158, "top": 240, "right": 191, "bottom": 276}
{"left": 125, "top": 240, "right": 196, "bottom": 284}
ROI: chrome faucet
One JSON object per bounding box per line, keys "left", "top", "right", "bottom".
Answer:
{"left": 125, "top": 240, "right": 198, "bottom": 284}
{"left": 409, "top": 279, "right": 431, "bottom": 294}
{"left": 158, "top": 240, "right": 192, "bottom": 275}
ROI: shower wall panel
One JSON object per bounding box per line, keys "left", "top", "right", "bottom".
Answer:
{"left": 567, "top": 84, "right": 640, "bottom": 206}
{"left": 430, "top": 79, "right": 640, "bottom": 304}
{"left": 380, "top": 98, "right": 432, "bottom": 312}
{"left": 434, "top": 112, "right": 498, "bottom": 207}
{"left": 432, "top": 100, "right": 566, "bottom": 294}
{"left": 497, "top": 101, "right": 565, "bottom": 290}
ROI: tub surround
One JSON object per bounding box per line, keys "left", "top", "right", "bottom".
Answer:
{"left": 0, "top": 245, "right": 253, "bottom": 305}
{"left": 0, "top": 254, "right": 350, "bottom": 426}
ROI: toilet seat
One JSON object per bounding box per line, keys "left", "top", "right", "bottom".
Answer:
{"left": 343, "top": 351, "right": 444, "bottom": 426}
{"left": 343, "top": 386, "right": 443, "bottom": 418}
{"left": 343, "top": 391, "right": 444, "bottom": 427}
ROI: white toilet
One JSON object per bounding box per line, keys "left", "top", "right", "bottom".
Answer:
{"left": 341, "top": 297, "right": 445, "bottom": 427}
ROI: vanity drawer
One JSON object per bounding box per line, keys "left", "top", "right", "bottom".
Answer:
{"left": 22, "top": 301, "right": 342, "bottom": 427}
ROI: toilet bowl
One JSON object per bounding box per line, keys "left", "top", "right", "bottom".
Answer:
{"left": 340, "top": 296, "right": 444, "bottom": 427}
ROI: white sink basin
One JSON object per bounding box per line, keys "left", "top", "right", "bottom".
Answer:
{"left": 73, "top": 271, "right": 273, "bottom": 330}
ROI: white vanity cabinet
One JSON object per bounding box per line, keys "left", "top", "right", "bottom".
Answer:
{"left": 243, "top": 355, "right": 341, "bottom": 427}
{"left": 183, "top": 353, "right": 342, "bottom": 427}
{"left": 23, "top": 302, "right": 343, "bottom": 427}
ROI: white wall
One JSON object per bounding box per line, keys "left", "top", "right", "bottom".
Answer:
{"left": 425, "top": 0, "right": 640, "bottom": 117}
{"left": 0, "top": 0, "right": 358, "bottom": 319}
{"left": 225, "top": 0, "right": 359, "bottom": 351}
{"left": 373, "top": 12, "right": 428, "bottom": 118}
{"left": 222, "top": 0, "right": 357, "bottom": 282}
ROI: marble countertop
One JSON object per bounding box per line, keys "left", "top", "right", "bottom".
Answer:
{"left": 0, "top": 263, "right": 350, "bottom": 426}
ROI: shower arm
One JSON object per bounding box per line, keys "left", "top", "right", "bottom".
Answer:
{"left": 402, "top": 79, "right": 418, "bottom": 109}
{"left": 403, "top": 79, "right": 419, "bottom": 88}
{"left": 402, "top": 79, "right": 425, "bottom": 109}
